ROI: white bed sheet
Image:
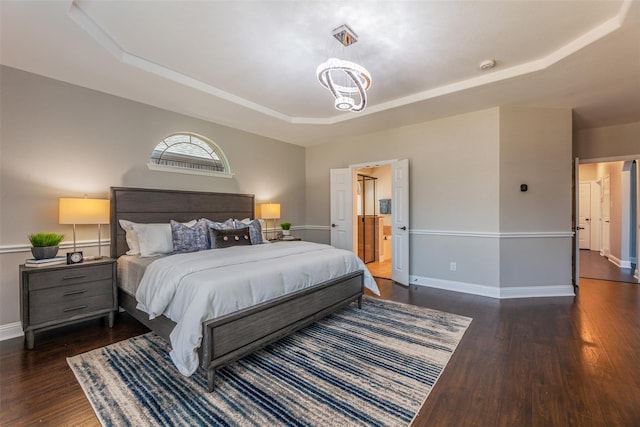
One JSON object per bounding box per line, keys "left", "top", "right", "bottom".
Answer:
{"left": 134, "top": 241, "right": 379, "bottom": 376}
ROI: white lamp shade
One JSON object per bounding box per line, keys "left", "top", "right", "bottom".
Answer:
{"left": 59, "top": 198, "right": 110, "bottom": 225}
{"left": 260, "top": 203, "right": 281, "bottom": 219}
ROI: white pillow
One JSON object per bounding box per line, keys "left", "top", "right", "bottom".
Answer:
{"left": 120, "top": 220, "right": 196, "bottom": 257}
{"left": 118, "top": 219, "right": 141, "bottom": 255}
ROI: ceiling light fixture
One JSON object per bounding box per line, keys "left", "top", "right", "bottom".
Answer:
{"left": 317, "top": 24, "right": 372, "bottom": 113}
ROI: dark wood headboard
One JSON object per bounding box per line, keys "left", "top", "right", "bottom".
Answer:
{"left": 110, "top": 187, "right": 255, "bottom": 258}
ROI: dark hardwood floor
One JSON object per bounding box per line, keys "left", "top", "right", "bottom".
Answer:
{"left": 2, "top": 278, "right": 639, "bottom": 426}
{"left": 580, "top": 249, "right": 636, "bottom": 283}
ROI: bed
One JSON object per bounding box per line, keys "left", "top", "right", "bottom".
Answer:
{"left": 110, "top": 186, "right": 377, "bottom": 392}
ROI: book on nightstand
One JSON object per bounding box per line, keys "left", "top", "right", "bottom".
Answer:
{"left": 24, "top": 257, "right": 66, "bottom": 267}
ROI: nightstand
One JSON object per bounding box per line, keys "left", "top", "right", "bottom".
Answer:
{"left": 19, "top": 258, "right": 117, "bottom": 349}
{"left": 269, "top": 237, "right": 302, "bottom": 242}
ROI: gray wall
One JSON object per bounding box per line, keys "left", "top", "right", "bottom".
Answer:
{"left": 0, "top": 66, "right": 305, "bottom": 327}
{"left": 305, "top": 106, "right": 574, "bottom": 294}
{"left": 304, "top": 108, "right": 503, "bottom": 287}
{"left": 575, "top": 121, "right": 640, "bottom": 160}
{"left": 498, "top": 107, "right": 573, "bottom": 288}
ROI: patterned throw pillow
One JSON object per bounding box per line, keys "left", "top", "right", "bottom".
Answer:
{"left": 233, "top": 219, "right": 264, "bottom": 244}
{"left": 171, "top": 219, "right": 209, "bottom": 253}
{"left": 209, "top": 228, "right": 252, "bottom": 249}
{"left": 200, "top": 218, "right": 235, "bottom": 231}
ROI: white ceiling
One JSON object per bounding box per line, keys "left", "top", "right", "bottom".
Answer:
{"left": 2, "top": 1, "right": 639, "bottom": 146}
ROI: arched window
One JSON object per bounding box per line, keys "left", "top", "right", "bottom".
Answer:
{"left": 147, "top": 133, "right": 232, "bottom": 178}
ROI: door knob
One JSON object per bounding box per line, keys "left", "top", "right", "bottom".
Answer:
{"left": 399, "top": 226, "right": 407, "bottom": 231}
{"left": 331, "top": 224, "right": 337, "bottom": 228}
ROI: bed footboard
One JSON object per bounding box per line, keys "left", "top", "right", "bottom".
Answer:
{"left": 201, "top": 270, "right": 364, "bottom": 392}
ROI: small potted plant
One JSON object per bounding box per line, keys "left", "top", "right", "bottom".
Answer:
{"left": 280, "top": 222, "right": 292, "bottom": 237}
{"left": 28, "top": 232, "right": 64, "bottom": 260}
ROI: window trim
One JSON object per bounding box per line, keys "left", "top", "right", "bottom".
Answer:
{"left": 146, "top": 162, "right": 234, "bottom": 178}
{"left": 147, "top": 132, "right": 233, "bottom": 178}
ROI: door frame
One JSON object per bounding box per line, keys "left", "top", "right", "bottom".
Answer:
{"left": 601, "top": 174, "right": 611, "bottom": 258}
{"left": 348, "top": 158, "right": 410, "bottom": 285}
{"left": 577, "top": 155, "right": 640, "bottom": 284}
{"left": 578, "top": 181, "right": 591, "bottom": 250}
{"left": 577, "top": 180, "right": 602, "bottom": 251}
{"left": 590, "top": 180, "right": 602, "bottom": 251}
{"left": 573, "top": 157, "right": 580, "bottom": 287}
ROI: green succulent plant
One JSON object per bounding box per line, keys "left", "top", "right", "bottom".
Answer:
{"left": 28, "top": 232, "right": 64, "bottom": 247}
{"left": 280, "top": 222, "right": 292, "bottom": 230}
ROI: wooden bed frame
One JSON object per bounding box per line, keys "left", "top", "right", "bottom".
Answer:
{"left": 110, "top": 187, "right": 364, "bottom": 392}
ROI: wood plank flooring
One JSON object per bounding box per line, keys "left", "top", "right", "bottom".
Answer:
{"left": 2, "top": 278, "right": 639, "bottom": 426}
{"left": 580, "top": 249, "right": 636, "bottom": 283}
{"left": 365, "top": 259, "right": 391, "bottom": 279}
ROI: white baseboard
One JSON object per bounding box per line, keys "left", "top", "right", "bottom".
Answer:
{"left": 608, "top": 254, "right": 632, "bottom": 269}
{"left": 410, "top": 276, "right": 500, "bottom": 298}
{"left": 0, "top": 322, "right": 23, "bottom": 341}
{"left": 499, "top": 285, "right": 575, "bottom": 298}
{"left": 409, "top": 275, "right": 575, "bottom": 299}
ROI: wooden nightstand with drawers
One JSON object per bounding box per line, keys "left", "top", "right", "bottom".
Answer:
{"left": 19, "top": 258, "right": 117, "bottom": 349}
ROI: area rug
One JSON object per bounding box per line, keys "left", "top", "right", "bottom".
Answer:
{"left": 68, "top": 298, "right": 472, "bottom": 426}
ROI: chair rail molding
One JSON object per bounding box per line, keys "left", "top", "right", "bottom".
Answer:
{"left": 0, "top": 239, "right": 111, "bottom": 254}
{"left": 303, "top": 226, "right": 573, "bottom": 238}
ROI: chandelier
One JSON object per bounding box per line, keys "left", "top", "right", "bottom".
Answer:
{"left": 316, "top": 25, "right": 372, "bottom": 112}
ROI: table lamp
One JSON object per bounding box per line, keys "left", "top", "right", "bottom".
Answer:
{"left": 59, "top": 198, "right": 110, "bottom": 261}
{"left": 260, "top": 203, "right": 280, "bottom": 240}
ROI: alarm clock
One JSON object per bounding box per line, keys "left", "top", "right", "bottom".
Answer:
{"left": 67, "top": 251, "right": 84, "bottom": 264}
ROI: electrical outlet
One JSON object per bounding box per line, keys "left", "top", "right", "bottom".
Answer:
{"left": 450, "top": 262, "right": 457, "bottom": 271}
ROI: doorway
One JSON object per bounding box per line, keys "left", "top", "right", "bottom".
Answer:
{"left": 330, "top": 159, "right": 410, "bottom": 285}
{"left": 578, "top": 160, "right": 638, "bottom": 283}
{"left": 355, "top": 168, "right": 392, "bottom": 278}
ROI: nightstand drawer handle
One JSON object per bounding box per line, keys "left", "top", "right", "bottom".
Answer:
{"left": 62, "top": 274, "right": 86, "bottom": 280}
{"left": 63, "top": 305, "right": 88, "bottom": 312}
{"left": 63, "top": 289, "right": 87, "bottom": 296}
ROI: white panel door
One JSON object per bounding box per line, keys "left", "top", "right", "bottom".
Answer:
{"left": 578, "top": 182, "right": 591, "bottom": 249}
{"left": 601, "top": 175, "right": 611, "bottom": 257}
{"left": 330, "top": 168, "right": 353, "bottom": 250}
{"left": 589, "top": 182, "right": 601, "bottom": 251}
{"left": 392, "top": 159, "right": 410, "bottom": 285}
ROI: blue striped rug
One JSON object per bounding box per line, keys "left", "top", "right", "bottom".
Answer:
{"left": 68, "top": 298, "right": 471, "bottom": 426}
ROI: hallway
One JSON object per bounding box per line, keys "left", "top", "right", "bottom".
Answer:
{"left": 580, "top": 249, "right": 636, "bottom": 283}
